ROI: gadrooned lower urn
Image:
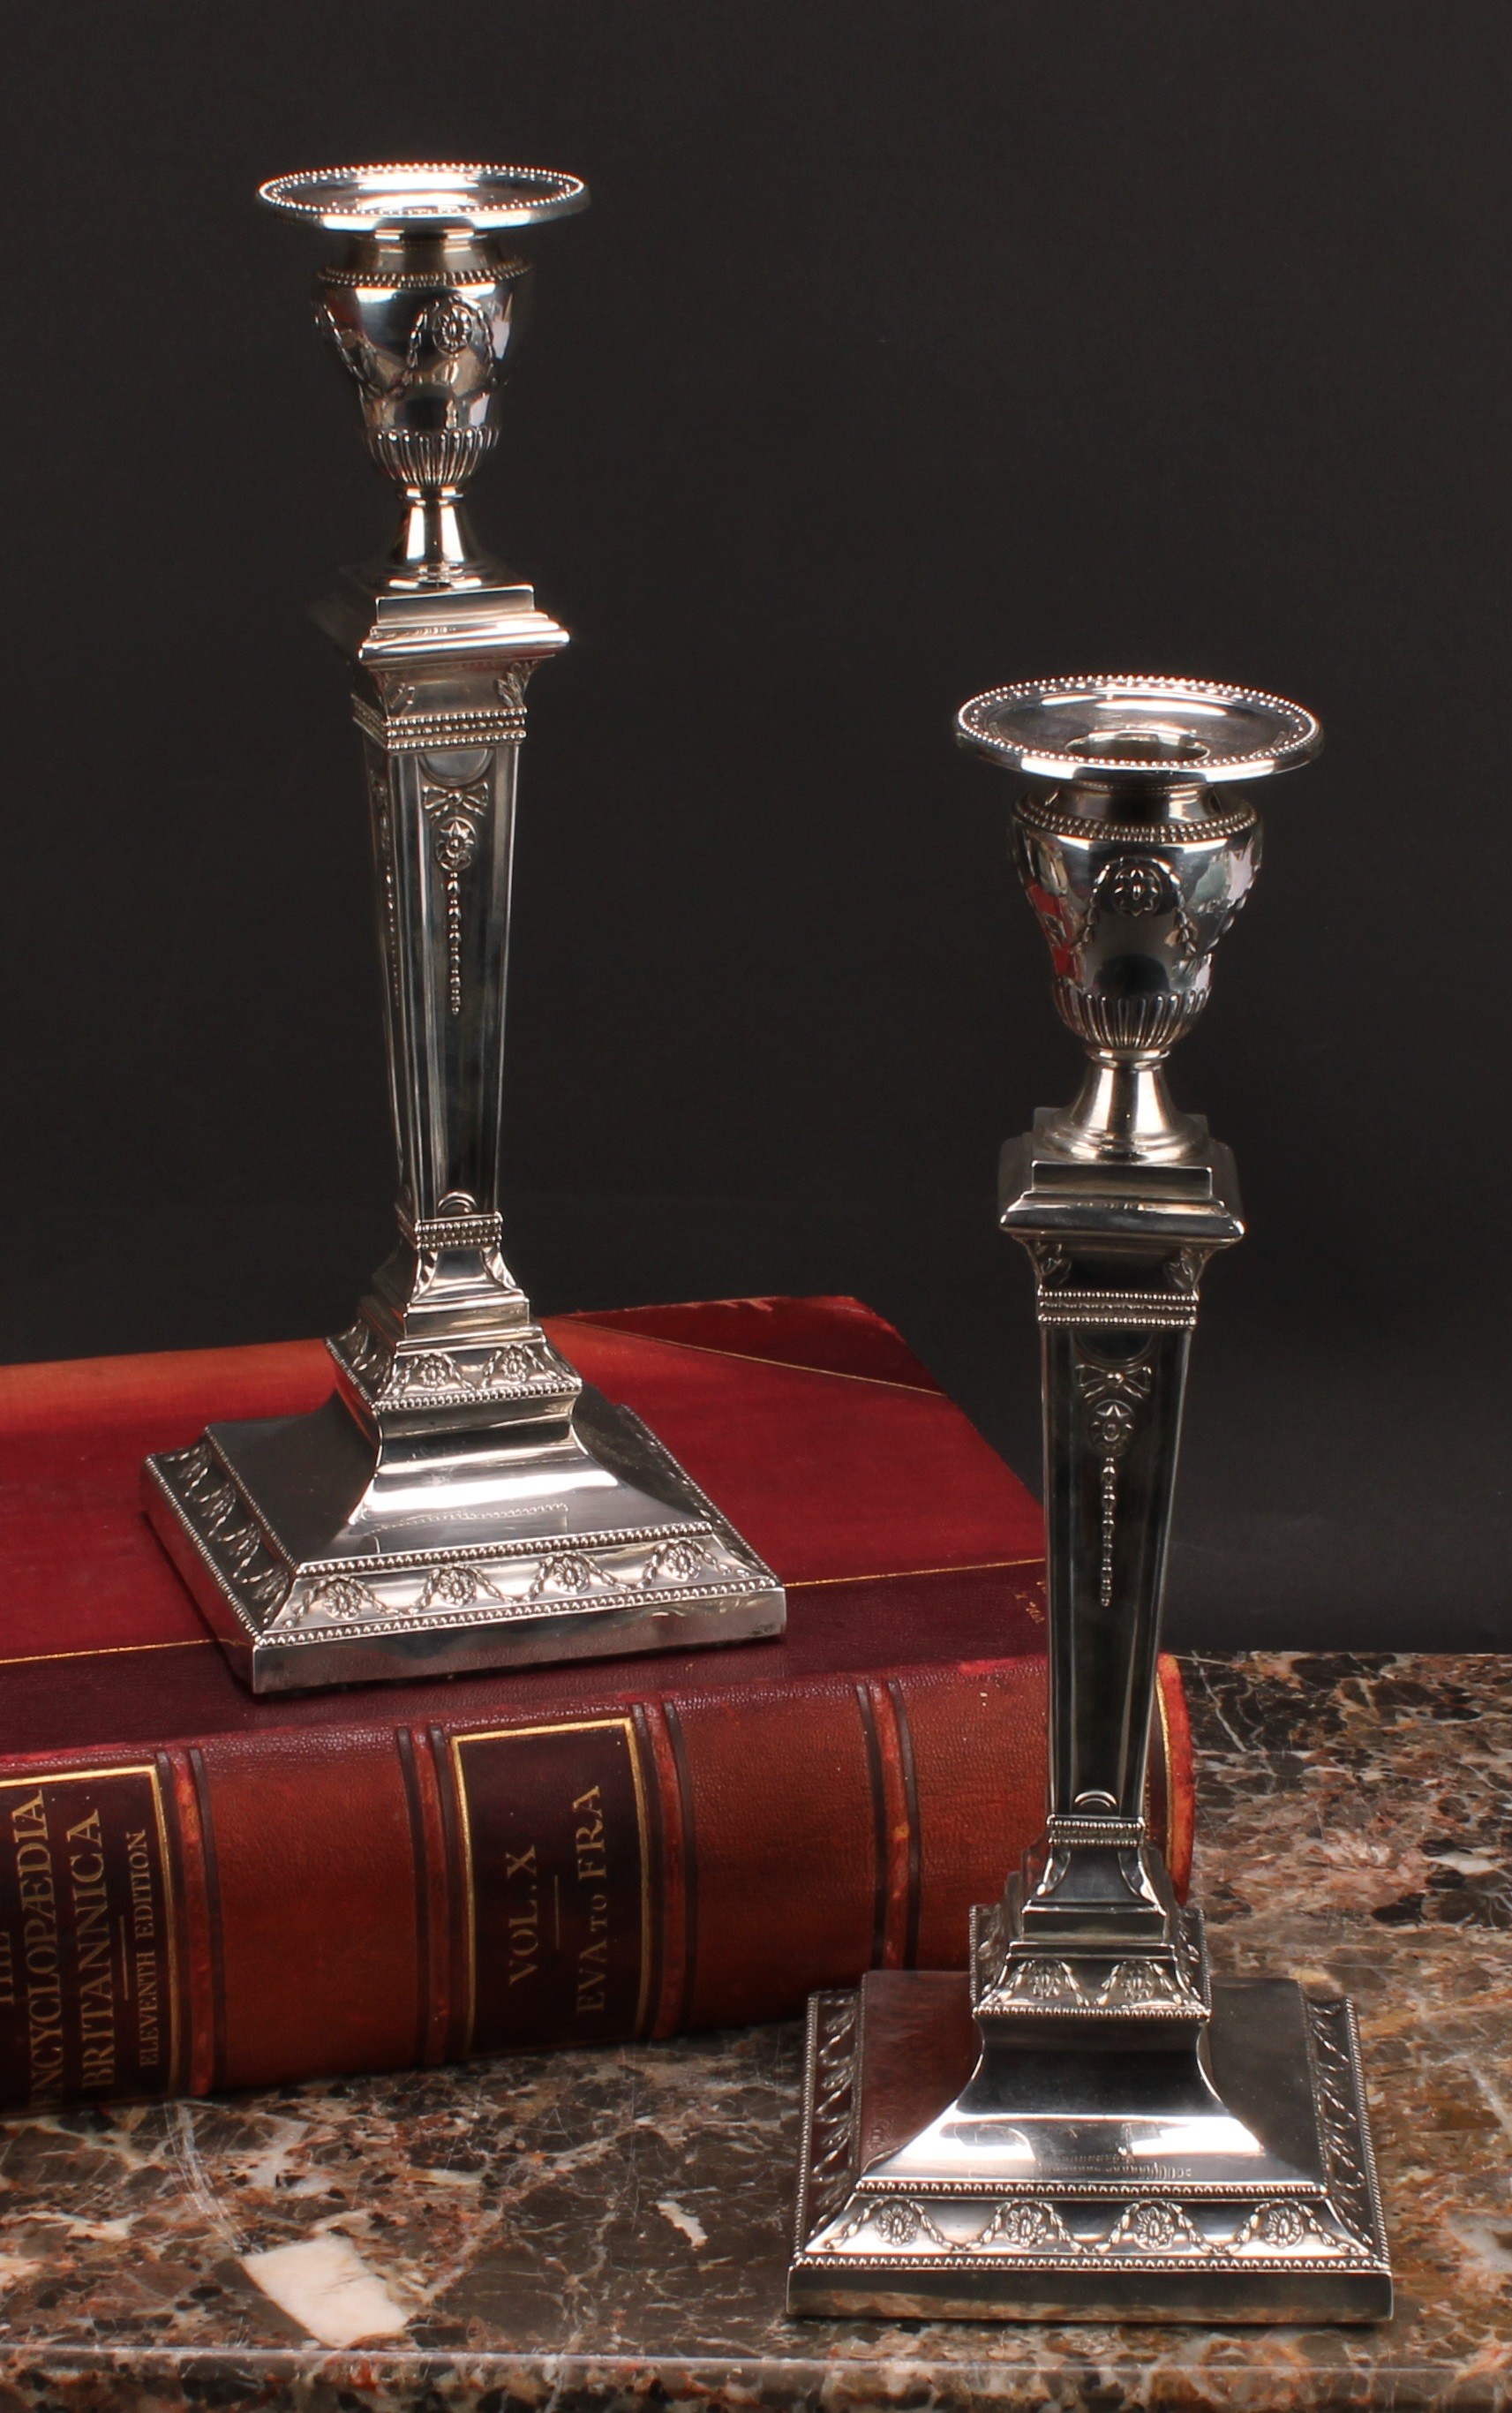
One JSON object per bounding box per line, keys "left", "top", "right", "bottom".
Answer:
{"left": 958, "top": 677, "right": 1321, "bottom": 1159}
{"left": 260, "top": 164, "right": 589, "bottom": 579}
{"left": 315, "top": 237, "right": 530, "bottom": 497}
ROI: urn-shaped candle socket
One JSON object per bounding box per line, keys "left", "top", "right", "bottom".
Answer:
{"left": 956, "top": 677, "right": 1321, "bottom": 1161}
{"left": 260, "top": 165, "right": 589, "bottom": 583}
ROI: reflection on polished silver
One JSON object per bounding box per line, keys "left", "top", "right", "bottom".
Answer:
{"left": 258, "top": 160, "right": 587, "bottom": 586}
{"left": 145, "top": 165, "right": 781, "bottom": 1693}
{"left": 789, "top": 676, "right": 1390, "bottom": 2323}
{"left": 960, "top": 676, "right": 1321, "bottom": 1162}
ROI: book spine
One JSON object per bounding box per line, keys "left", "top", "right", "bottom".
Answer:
{"left": 0, "top": 1657, "right": 1190, "bottom": 2108}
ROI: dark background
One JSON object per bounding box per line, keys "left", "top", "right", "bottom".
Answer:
{"left": 4, "top": 2, "right": 1508, "bottom": 1648}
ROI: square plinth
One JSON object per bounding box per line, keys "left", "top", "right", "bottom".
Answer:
{"left": 788, "top": 1969, "right": 1391, "bottom": 2322}
{"left": 145, "top": 1385, "right": 785, "bottom": 1692}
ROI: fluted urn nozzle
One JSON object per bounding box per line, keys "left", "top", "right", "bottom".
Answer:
{"left": 958, "top": 675, "right": 1321, "bottom": 1163}
{"left": 259, "top": 163, "right": 589, "bottom": 585}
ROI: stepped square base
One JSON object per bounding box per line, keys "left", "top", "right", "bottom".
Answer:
{"left": 789, "top": 1968, "right": 1390, "bottom": 2323}
{"left": 145, "top": 1382, "right": 783, "bottom": 1693}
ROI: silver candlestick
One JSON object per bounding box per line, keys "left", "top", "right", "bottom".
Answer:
{"left": 145, "top": 164, "right": 782, "bottom": 1693}
{"left": 789, "top": 676, "right": 1390, "bottom": 2323}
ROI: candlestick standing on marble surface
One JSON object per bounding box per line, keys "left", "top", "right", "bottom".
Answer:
{"left": 789, "top": 675, "right": 1392, "bottom": 2324}
{"left": 144, "top": 164, "right": 782, "bottom": 1693}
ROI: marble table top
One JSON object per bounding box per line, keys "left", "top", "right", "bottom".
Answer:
{"left": 4, "top": 1651, "right": 1512, "bottom": 2411}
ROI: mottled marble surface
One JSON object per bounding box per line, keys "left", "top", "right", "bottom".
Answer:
{"left": 2, "top": 1653, "right": 1512, "bottom": 2409}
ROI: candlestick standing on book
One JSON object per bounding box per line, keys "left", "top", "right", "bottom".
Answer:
{"left": 143, "top": 164, "right": 782, "bottom": 1692}
{"left": 789, "top": 675, "right": 1392, "bottom": 2324}
{"left": 9, "top": 1296, "right": 1138, "bottom": 2108}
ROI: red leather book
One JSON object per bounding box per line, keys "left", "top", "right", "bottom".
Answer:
{"left": 0, "top": 1294, "right": 1192, "bottom": 2108}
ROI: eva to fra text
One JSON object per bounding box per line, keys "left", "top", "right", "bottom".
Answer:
{"left": 499, "top": 1784, "right": 613, "bottom": 2017}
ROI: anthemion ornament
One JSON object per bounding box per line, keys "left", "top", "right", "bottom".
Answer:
{"left": 787, "top": 676, "right": 1390, "bottom": 2323}
{"left": 145, "top": 164, "right": 782, "bottom": 1691}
